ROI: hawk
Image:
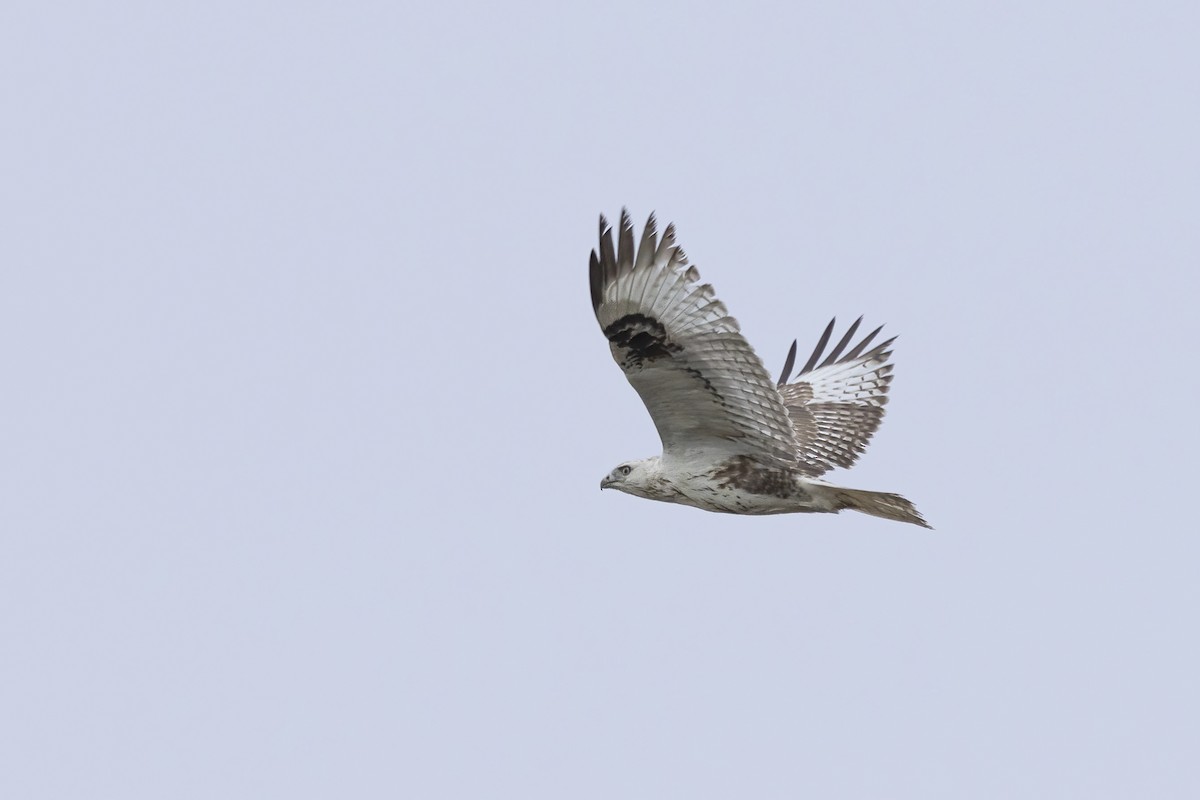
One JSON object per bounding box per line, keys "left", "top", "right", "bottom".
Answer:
{"left": 592, "top": 210, "right": 930, "bottom": 528}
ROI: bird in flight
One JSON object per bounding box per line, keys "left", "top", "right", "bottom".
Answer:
{"left": 591, "top": 210, "right": 930, "bottom": 528}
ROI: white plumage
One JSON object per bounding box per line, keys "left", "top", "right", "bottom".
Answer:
{"left": 592, "top": 210, "right": 930, "bottom": 528}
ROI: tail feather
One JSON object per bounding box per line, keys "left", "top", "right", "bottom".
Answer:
{"left": 833, "top": 487, "right": 932, "bottom": 529}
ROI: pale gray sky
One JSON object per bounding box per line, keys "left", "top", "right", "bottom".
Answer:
{"left": 3, "top": 1, "right": 1198, "bottom": 797}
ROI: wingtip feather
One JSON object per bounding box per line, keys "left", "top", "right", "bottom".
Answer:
{"left": 589, "top": 249, "right": 602, "bottom": 314}
{"left": 799, "top": 318, "right": 836, "bottom": 376}
{"left": 617, "top": 208, "right": 635, "bottom": 271}
{"left": 778, "top": 339, "right": 798, "bottom": 386}
{"left": 635, "top": 212, "right": 658, "bottom": 271}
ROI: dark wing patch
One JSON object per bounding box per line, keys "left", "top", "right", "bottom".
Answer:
{"left": 603, "top": 313, "right": 682, "bottom": 368}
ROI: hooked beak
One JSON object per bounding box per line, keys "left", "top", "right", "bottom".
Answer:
{"left": 600, "top": 476, "right": 613, "bottom": 490}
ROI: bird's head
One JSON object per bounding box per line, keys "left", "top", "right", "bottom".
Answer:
{"left": 600, "top": 457, "right": 660, "bottom": 498}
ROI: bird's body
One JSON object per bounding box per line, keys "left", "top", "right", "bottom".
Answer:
{"left": 591, "top": 210, "right": 930, "bottom": 528}
{"left": 602, "top": 455, "right": 809, "bottom": 515}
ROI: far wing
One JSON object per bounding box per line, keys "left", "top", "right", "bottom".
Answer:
{"left": 591, "top": 210, "right": 799, "bottom": 468}
{"left": 775, "top": 317, "right": 896, "bottom": 477}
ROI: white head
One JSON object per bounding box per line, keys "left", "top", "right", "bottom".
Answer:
{"left": 599, "top": 457, "right": 662, "bottom": 499}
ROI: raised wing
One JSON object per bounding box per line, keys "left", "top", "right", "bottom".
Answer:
{"left": 591, "top": 210, "right": 799, "bottom": 468}
{"left": 775, "top": 317, "right": 896, "bottom": 477}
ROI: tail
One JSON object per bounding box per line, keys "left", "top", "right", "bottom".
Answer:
{"left": 831, "top": 487, "right": 932, "bottom": 529}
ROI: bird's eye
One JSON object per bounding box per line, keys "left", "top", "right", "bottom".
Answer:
{"left": 618, "top": 465, "right": 632, "bottom": 476}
